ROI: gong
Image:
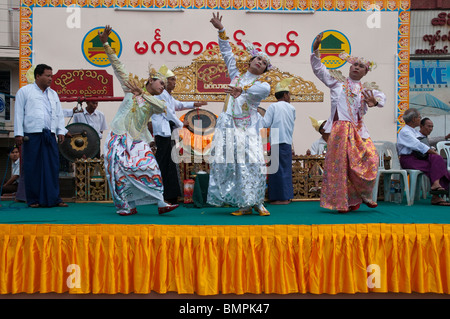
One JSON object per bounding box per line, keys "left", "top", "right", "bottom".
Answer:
{"left": 184, "top": 109, "right": 217, "bottom": 135}
{"left": 59, "top": 123, "right": 100, "bottom": 161}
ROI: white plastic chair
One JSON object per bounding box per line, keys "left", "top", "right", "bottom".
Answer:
{"left": 436, "top": 141, "right": 450, "bottom": 171}
{"left": 372, "top": 141, "right": 426, "bottom": 205}
{"left": 406, "top": 168, "right": 428, "bottom": 204}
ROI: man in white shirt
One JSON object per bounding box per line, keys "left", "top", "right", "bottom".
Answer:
{"left": 262, "top": 78, "right": 296, "bottom": 204}
{"left": 397, "top": 108, "right": 450, "bottom": 206}
{"left": 151, "top": 65, "right": 207, "bottom": 204}
{"left": 418, "top": 117, "right": 450, "bottom": 149}
{"left": 73, "top": 100, "right": 108, "bottom": 158}
{"left": 14, "top": 64, "right": 68, "bottom": 208}
{"left": 63, "top": 100, "right": 107, "bottom": 159}
{"left": 307, "top": 117, "right": 328, "bottom": 155}
{"left": 72, "top": 101, "right": 108, "bottom": 140}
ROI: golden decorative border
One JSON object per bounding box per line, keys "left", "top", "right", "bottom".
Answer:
{"left": 171, "top": 43, "right": 324, "bottom": 102}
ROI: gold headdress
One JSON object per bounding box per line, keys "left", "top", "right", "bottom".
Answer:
{"left": 158, "top": 65, "right": 175, "bottom": 78}
{"left": 148, "top": 65, "right": 167, "bottom": 84}
{"left": 275, "top": 77, "right": 294, "bottom": 93}
{"left": 309, "top": 116, "right": 326, "bottom": 132}
{"left": 339, "top": 52, "right": 377, "bottom": 71}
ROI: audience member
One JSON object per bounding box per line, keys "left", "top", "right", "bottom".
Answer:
{"left": 418, "top": 117, "right": 450, "bottom": 149}
{"left": 397, "top": 108, "right": 450, "bottom": 206}
{"left": 1, "top": 146, "right": 20, "bottom": 194}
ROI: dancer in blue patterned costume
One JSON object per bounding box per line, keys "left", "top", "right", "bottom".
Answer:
{"left": 100, "top": 25, "right": 179, "bottom": 216}
{"left": 207, "top": 13, "right": 271, "bottom": 216}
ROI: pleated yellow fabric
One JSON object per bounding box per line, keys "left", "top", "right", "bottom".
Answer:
{"left": 0, "top": 224, "right": 449, "bottom": 295}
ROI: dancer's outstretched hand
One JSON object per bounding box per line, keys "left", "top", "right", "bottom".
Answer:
{"left": 98, "top": 25, "right": 112, "bottom": 44}
{"left": 313, "top": 32, "right": 323, "bottom": 51}
{"left": 210, "top": 12, "right": 224, "bottom": 30}
{"left": 125, "top": 78, "right": 143, "bottom": 97}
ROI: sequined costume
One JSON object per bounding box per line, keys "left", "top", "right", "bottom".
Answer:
{"left": 207, "top": 31, "right": 271, "bottom": 209}
{"left": 310, "top": 51, "right": 386, "bottom": 211}
{"left": 103, "top": 43, "right": 167, "bottom": 215}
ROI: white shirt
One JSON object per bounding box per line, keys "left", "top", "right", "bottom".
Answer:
{"left": 310, "top": 52, "right": 385, "bottom": 139}
{"left": 310, "top": 136, "right": 327, "bottom": 155}
{"left": 152, "top": 89, "right": 194, "bottom": 137}
{"left": 12, "top": 159, "right": 20, "bottom": 178}
{"left": 63, "top": 108, "right": 74, "bottom": 117}
{"left": 14, "top": 83, "right": 67, "bottom": 136}
{"left": 262, "top": 100, "right": 296, "bottom": 145}
{"left": 397, "top": 124, "right": 430, "bottom": 155}
{"left": 72, "top": 109, "right": 108, "bottom": 139}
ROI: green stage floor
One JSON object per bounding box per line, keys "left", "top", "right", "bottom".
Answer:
{"left": 0, "top": 198, "right": 449, "bottom": 225}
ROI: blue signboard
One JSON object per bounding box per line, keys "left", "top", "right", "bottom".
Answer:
{"left": 410, "top": 60, "right": 450, "bottom": 116}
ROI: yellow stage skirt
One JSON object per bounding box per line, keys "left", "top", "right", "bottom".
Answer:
{"left": 0, "top": 223, "right": 449, "bottom": 295}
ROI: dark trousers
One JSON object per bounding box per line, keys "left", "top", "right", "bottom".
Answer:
{"left": 155, "top": 134, "right": 181, "bottom": 202}
{"left": 23, "top": 129, "right": 62, "bottom": 207}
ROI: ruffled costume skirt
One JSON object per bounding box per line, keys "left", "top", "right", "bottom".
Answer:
{"left": 104, "top": 131, "right": 165, "bottom": 214}
{"left": 207, "top": 113, "right": 266, "bottom": 208}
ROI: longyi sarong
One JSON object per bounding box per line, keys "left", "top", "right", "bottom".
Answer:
{"left": 320, "top": 121, "right": 378, "bottom": 211}
{"left": 268, "top": 143, "right": 293, "bottom": 201}
{"left": 400, "top": 154, "right": 450, "bottom": 190}
{"left": 104, "top": 131, "right": 165, "bottom": 214}
{"left": 23, "top": 129, "right": 62, "bottom": 207}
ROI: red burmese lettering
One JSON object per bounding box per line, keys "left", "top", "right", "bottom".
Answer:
{"left": 134, "top": 41, "right": 149, "bottom": 55}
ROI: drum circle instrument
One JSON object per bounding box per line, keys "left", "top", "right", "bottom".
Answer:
{"left": 183, "top": 109, "right": 217, "bottom": 136}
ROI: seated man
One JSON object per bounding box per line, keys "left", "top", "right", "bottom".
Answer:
{"left": 419, "top": 117, "right": 450, "bottom": 151}
{"left": 306, "top": 117, "right": 329, "bottom": 155}
{"left": 397, "top": 108, "right": 450, "bottom": 206}
{"left": 2, "top": 146, "right": 20, "bottom": 194}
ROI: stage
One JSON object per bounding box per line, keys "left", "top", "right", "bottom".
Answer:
{"left": 0, "top": 199, "right": 449, "bottom": 296}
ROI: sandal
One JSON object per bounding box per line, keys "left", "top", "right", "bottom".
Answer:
{"left": 430, "top": 187, "right": 448, "bottom": 195}
{"left": 338, "top": 204, "right": 360, "bottom": 213}
{"left": 363, "top": 200, "right": 378, "bottom": 208}
{"left": 231, "top": 208, "right": 253, "bottom": 216}
{"left": 29, "top": 203, "right": 40, "bottom": 208}
{"left": 253, "top": 205, "right": 270, "bottom": 216}
{"left": 119, "top": 208, "right": 138, "bottom": 216}
{"left": 431, "top": 200, "right": 450, "bottom": 206}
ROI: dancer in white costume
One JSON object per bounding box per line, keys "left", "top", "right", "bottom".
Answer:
{"left": 206, "top": 13, "right": 271, "bottom": 216}
{"left": 99, "top": 25, "right": 179, "bottom": 216}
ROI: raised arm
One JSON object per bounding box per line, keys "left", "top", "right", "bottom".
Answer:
{"left": 310, "top": 33, "right": 338, "bottom": 88}
{"left": 210, "top": 12, "right": 240, "bottom": 80}
{"left": 99, "top": 25, "right": 130, "bottom": 93}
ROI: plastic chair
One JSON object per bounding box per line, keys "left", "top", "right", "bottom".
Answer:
{"left": 372, "top": 141, "right": 426, "bottom": 205}
{"left": 405, "top": 169, "right": 428, "bottom": 204}
{"left": 436, "top": 141, "right": 450, "bottom": 171}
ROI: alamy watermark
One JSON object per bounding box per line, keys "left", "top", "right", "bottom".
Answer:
{"left": 366, "top": 4, "right": 381, "bottom": 29}
{"left": 66, "top": 5, "right": 81, "bottom": 29}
